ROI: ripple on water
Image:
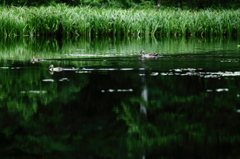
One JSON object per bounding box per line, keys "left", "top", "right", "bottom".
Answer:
{"left": 206, "top": 88, "right": 229, "bottom": 92}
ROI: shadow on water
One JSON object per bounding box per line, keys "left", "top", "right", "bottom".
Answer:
{"left": 0, "top": 36, "right": 240, "bottom": 158}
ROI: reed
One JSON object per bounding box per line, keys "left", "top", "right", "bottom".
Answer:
{"left": 0, "top": 5, "right": 239, "bottom": 36}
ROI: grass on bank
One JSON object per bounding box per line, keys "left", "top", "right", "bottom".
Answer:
{"left": 0, "top": 5, "right": 239, "bottom": 36}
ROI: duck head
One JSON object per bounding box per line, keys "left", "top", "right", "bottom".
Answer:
{"left": 140, "top": 50, "right": 145, "bottom": 55}
{"left": 49, "top": 64, "right": 54, "bottom": 69}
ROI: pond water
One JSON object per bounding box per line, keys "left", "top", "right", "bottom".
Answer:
{"left": 0, "top": 36, "right": 240, "bottom": 158}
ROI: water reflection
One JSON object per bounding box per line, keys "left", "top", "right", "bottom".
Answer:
{"left": 0, "top": 36, "right": 239, "bottom": 61}
{"left": 0, "top": 36, "right": 239, "bottom": 158}
{"left": 116, "top": 95, "right": 240, "bottom": 158}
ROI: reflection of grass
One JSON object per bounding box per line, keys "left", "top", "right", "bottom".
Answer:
{"left": 115, "top": 91, "right": 240, "bottom": 154}
{"left": 0, "top": 5, "right": 239, "bottom": 36}
{"left": 0, "top": 36, "right": 238, "bottom": 62}
{"left": 0, "top": 63, "right": 89, "bottom": 120}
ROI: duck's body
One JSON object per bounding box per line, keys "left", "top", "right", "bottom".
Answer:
{"left": 31, "top": 57, "right": 42, "bottom": 63}
{"left": 140, "top": 50, "right": 160, "bottom": 58}
{"left": 49, "top": 64, "right": 63, "bottom": 72}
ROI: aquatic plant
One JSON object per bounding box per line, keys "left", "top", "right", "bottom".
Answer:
{"left": 0, "top": 6, "right": 239, "bottom": 36}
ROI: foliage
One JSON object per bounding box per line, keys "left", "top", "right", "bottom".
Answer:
{"left": 0, "top": 6, "right": 239, "bottom": 37}
{"left": 1, "top": 0, "right": 240, "bottom": 9}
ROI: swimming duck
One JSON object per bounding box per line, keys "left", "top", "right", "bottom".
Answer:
{"left": 49, "top": 64, "right": 63, "bottom": 72}
{"left": 31, "top": 57, "right": 42, "bottom": 63}
{"left": 140, "top": 50, "right": 159, "bottom": 58}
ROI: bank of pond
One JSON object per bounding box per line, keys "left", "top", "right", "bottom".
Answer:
{"left": 0, "top": 5, "right": 239, "bottom": 36}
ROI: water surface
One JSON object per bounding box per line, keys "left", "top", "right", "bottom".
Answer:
{"left": 0, "top": 36, "right": 240, "bottom": 159}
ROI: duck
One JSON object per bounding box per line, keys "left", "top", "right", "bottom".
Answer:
{"left": 31, "top": 57, "right": 42, "bottom": 63}
{"left": 49, "top": 64, "right": 63, "bottom": 72}
{"left": 140, "top": 50, "right": 159, "bottom": 58}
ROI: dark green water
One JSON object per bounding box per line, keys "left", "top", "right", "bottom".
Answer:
{"left": 0, "top": 36, "right": 240, "bottom": 158}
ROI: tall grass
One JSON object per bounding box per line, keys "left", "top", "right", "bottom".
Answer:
{"left": 0, "top": 5, "right": 239, "bottom": 36}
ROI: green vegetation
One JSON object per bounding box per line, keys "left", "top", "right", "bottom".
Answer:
{"left": 2, "top": 0, "right": 240, "bottom": 9}
{"left": 0, "top": 5, "right": 239, "bottom": 37}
